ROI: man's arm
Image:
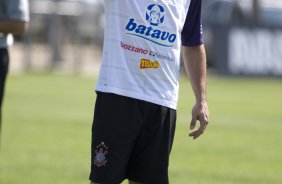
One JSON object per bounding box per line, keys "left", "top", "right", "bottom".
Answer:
{"left": 0, "top": 19, "right": 28, "bottom": 35}
{"left": 182, "top": 44, "right": 209, "bottom": 139}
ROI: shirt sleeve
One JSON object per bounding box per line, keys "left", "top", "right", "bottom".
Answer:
{"left": 181, "top": 0, "right": 204, "bottom": 46}
{"left": 5, "top": 0, "right": 29, "bottom": 22}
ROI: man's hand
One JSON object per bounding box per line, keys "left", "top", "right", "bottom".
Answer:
{"left": 189, "top": 100, "right": 209, "bottom": 139}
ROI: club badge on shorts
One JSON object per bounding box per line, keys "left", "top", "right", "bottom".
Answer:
{"left": 94, "top": 142, "right": 108, "bottom": 167}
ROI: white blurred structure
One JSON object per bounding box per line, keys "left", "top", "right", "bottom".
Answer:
{"left": 22, "top": 0, "right": 105, "bottom": 70}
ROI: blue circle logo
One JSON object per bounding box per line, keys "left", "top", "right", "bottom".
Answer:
{"left": 146, "top": 4, "right": 165, "bottom": 26}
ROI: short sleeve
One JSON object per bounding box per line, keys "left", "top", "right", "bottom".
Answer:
{"left": 6, "top": 0, "right": 29, "bottom": 22}
{"left": 181, "top": 0, "right": 204, "bottom": 46}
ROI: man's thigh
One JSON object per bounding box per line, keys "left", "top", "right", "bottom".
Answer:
{"left": 89, "top": 92, "right": 176, "bottom": 184}
{"left": 89, "top": 92, "right": 144, "bottom": 183}
{"left": 0, "top": 48, "right": 9, "bottom": 107}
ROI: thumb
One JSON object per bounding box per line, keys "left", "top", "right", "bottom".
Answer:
{"left": 190, "top": 115, "right": 197, "bottom": 130}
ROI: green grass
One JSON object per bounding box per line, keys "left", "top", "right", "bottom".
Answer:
{"left": 0, "top": 73, "right": 282, "bottom": 184}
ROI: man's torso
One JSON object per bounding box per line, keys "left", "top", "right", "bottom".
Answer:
{"left": 96, "top": 0, "right": 191, "bottom": 109}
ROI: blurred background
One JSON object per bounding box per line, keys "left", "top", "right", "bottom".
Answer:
{"left": 0, "top": 0, "right": 282, "bottom": 184}
{"left": 9, "top": 0, "right": 105, "bottom": 75}
{"left": 8, "top": 0, "right": 282, "bottom": 76}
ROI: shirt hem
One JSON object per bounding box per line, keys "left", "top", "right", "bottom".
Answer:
{"left": 95, "top": 85, "right": 178, "bottom": 110}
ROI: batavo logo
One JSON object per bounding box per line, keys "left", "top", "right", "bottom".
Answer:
{"left": 125, "top": 4, "right": 176, "bottom": 47}
{"left": 140, "top": 58, "right": 160, "bottom": 69}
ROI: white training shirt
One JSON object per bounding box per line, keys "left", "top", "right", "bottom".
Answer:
{"left": 96, "top": 0, "right": 192, "bottom": 109}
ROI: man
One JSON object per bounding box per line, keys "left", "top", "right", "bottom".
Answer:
{"left": 0, "top": 0, "right": 29, "bottom": 139}
{"left": 90, "top": 0, "right": 209, "bottom": 183}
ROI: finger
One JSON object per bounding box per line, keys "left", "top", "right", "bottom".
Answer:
{"left": 190, "top": 115, "right": 197, "bottom": 130}
{"left": 189, "top": 121, "right": 207, "bottom": 139}
{"left": 189, "top": 129, "right": 203, "bottom": 138}
{"left": 192, "top": 132, "right": 202, "bottom": 139}
{"left": 199, "top": 115, "right": 208, "bottom": 129}
{"left": 199, "top": 120, "right": 208, "bottom": 133}
{"left": 189, "top": 129, "right": 204, "bottom": 139}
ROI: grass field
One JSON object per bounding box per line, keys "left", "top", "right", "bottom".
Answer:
{"left": 0, "top": 72, "right": 281, "bottom": 184}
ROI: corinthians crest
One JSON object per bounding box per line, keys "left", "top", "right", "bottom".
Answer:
{"left": 94, "top": 142, "right": 108, "bottom": 167}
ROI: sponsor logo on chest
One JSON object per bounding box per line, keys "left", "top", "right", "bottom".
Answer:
{"left": 125, "top": 4, "right": 176, "bottom": 47}
{"left": 140, "top": 58, "right": 160, "bottom": 69}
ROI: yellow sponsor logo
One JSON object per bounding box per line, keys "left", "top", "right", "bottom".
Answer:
{"left": 140, "top": 58, "right": 159, "bottom": 69}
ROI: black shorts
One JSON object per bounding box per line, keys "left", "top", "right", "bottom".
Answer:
{"left": 89, "top": 92, "right": 176, "bottom": 184}
{"left": 0, "top": 48, "right": 9, "bottom": 124}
